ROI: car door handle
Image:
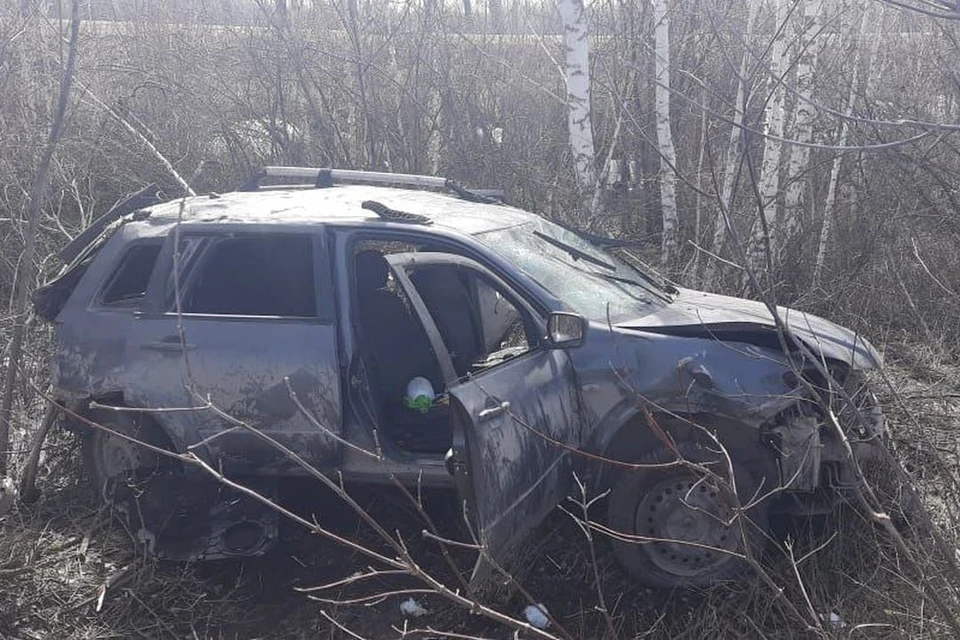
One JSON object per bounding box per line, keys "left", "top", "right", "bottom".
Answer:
{"left": 142, "top": 335, "right": 196, "bottom": 353}
{"left": 478, "top": 400, "right": 510, "bottom": 422}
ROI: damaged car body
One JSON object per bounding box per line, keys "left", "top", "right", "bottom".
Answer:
{"left": 35, "top": 167, "right": 887, "bottom": 587}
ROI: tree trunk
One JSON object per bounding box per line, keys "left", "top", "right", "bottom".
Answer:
{"left": 0, "top": 0, "right": 81, "bottom": 476}
{"left": 781, "top": 0, "right": 825, "bottom": 243}
{"left": 652, "top": 0, "right": 679, "bottom": 269}
{"left": 557, "top": 0, "right": 598, "bottom": 217}
{"left": 706, "top": 0, "right": 761, "bottom": 284}
{"left": 342, "top": 0, "right": 376, "bottom": 167}
{"left": 426, "top": 86, "right": 444, "bottom": 175}
{"left": 275, "top": 0, "right": 289, "bottom": 29}
{"left": 488, "top": 0, "right": 502, "bottom": 31}
{"left": 746, "top": 0, "right": 791, "bottom": 279}
{"left": 813, "top": 4, "right": 881, "bottom": 287}
{"left": 690, "top": 87, "right": 709, "bottom": 283}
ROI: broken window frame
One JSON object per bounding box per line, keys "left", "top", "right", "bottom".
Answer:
{"left": 384, "top": 252, "right": 546, "bottom": 387}
{"left": 403, "top": 261, "right": 536, "bottom": 378}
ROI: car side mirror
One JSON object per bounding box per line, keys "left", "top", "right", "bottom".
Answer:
{"left": 547, "top": 312, "right": 586, "bottom": 349}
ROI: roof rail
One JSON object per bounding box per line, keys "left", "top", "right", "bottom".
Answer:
{"left": 240, "top": 166, "right": 505, "bottom": 204}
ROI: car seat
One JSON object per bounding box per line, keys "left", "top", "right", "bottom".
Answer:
{"left": 354, "top": 251, "right": 446, "bottom": 443}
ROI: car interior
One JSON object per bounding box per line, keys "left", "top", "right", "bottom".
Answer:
{"left": 350, "top": 240, "right": 532, "bottom": 454}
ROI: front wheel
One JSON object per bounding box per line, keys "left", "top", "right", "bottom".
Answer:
{"left": 607, "top": 442, "right": 769, "bottom": 588}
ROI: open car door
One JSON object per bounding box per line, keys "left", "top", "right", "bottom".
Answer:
{"left": 386, "top": 253, "right": 582, "bottom": 584}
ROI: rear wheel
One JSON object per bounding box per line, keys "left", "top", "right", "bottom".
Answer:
{"left": 81, "top": 409, "right": 279, "bottom": 559}
{"left": 607, "top": 442, "right": 769, "bottom": 588}
{"left": 81, "top": 409, "right": 169, "bottom": 500}
{"left": 81, "top": 410, "right": 204, "bottom": 553}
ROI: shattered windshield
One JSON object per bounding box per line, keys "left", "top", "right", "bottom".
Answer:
{"left": 473, "top": 219, "right": 670, "bottom": 323}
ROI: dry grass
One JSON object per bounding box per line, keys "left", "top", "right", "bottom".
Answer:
{"left": 0, "top": 445, "right": 260, "bottom": 638}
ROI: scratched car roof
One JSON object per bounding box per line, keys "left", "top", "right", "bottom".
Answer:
{"left": 141, "top": 185, "right": 535, "bottom": 236}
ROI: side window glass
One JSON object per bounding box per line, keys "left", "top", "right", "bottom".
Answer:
{"left": 163, "top": 235, "right": 206, "bottom": 307}
{"left": 476, "top": 278, "right": 526, "bottom": 353}
{"left": 410, "top": 264, "right": 532, "bottom": 377}
{"left": 175, "top": 234, "right": 317, "bottom": 318}
{"left": 98, "top": 242, "right": 162, "bottom": 307}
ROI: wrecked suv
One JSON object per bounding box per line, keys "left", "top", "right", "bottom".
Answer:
{"left": 35, "top": 167, "right": 886, "bottom": 588}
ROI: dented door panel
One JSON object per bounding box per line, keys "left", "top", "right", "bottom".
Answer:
{"left": 123, "top": 317, "right": 343, "bottom": 471}
{"left": 52, "top": 223, "right": 169, "bottom": 400}
{"left": 382, "top": 252, "right": 583, "bottom": 573}
{"left": 449, "top": 348, "right": 580, "bottom": 575}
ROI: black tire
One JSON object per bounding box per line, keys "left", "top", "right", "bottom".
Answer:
{"left": 607, "top": 442, "right": 769, "bottom": 588}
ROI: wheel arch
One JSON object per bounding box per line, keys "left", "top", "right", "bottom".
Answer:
{"left": 589, "top": 406, "right": 778, "bottom": 496}
{"left": 68, "top": 392, "right": 184, "bottom": 456}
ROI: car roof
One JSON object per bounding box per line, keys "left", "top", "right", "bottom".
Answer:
{"left": 142, "top": 185, "right": 537, "bottom": 236}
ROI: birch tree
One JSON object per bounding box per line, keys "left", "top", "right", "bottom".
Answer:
{"left": 557, "top": 0, "right": 598, "bottom": 216}
{"left": 746, "top": 0, "right": 791, "bottom": 277}
{"left": 488, "top": 0, "right": 503, "bottom": 31}
{"left": 781, "top": 0, "right": 825, "bottom": 241}
{"left": 813, "top": 3, "right": 881, "bottom": 287}
{"left": 706, "top": 0, "right": 762, "bottom": 284}
{"left": 652, "top": 0, "right": 679, "bottom": 268}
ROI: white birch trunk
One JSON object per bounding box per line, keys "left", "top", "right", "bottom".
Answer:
{"left": 652, "top": 0, "right": 679, "bottom": 268}
{"left": 706, "top": 0, "right": 761, "bottom": 283}
{"left": 746, "top": 0, "right": 791, "bottom": 277}
{"left": 691, "top": 89, "right": 708, "bottom": 282}
{"left": 781, "top": 0, "right": 825, "bottom": 241}
{"left": 812, "top": 112, "right": 849, "bottom": 287}
{"left": 426, "top": 87, "right": 443, "bottom": 175}
{"left": 813, "top": 3, "right": 882, "bottom": 287}
{"left": 557, "top": 0, "right": 597, "bottom": 211}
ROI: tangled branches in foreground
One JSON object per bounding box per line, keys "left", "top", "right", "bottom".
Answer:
{"left": 1, "top": 351, "right": 958, "bottom": 640}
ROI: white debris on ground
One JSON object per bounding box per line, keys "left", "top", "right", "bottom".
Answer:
{"left": 523, "top": 604, "right": 550, "bottom": 629}
{"left": 820, "top": 611, "right": 845, "bottom": 628}
{"left": 399, "top": 597, "right": 429, "bottom": 617}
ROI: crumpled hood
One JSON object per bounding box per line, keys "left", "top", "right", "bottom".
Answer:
{"left": 620, "top": 288, "right": 882, "bottom": 370}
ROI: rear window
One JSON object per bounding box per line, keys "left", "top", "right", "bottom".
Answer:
{"left": 176, "top": 234, "right": 317, "bottom": 318}
{"left": 98, "top": 242, "right": 162, "bottom": 307}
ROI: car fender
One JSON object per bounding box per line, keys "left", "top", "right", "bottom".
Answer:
{"left": 573, "top": 327, "right": 817, "bottom": 492}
